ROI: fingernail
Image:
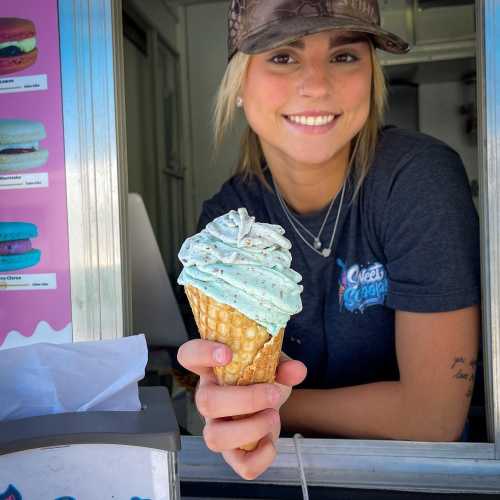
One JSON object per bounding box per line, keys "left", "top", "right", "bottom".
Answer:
{"left": 213, "top": 347, "right": 227, "bottom": 364}
{"left": 267, "top": 386, "right": 280, "bottom": 405}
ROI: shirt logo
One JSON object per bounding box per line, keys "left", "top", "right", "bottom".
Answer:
{"left": 337, "top": 259, "right": 388, "bottom": 313}
{"left": 0, "top": 485, "right": 21, "bottom": 500}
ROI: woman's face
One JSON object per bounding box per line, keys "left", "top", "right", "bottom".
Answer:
{"left": 242, "top": 30, "right": 373, "bottom": 171}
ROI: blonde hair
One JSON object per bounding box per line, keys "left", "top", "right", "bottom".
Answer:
{"left": 213, "top": 40, "right": 388, "bottom": 199}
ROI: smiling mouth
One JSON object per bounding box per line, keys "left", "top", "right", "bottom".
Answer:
{"left": 283, "top": 114, "right": 341, "bottom": 127}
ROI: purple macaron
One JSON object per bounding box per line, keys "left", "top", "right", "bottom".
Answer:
{"left": 0, "top": 238, "right": 32, "bottom": 255}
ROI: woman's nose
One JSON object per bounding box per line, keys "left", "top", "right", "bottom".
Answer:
{"left": 298, "top": 64, "right": 331, "bottom": 99}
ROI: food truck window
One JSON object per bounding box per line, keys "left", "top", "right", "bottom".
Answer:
{"left": 118, "top": 0, "right": 500, "bottom": 494}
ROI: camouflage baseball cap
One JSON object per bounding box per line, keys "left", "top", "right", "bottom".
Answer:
{"left": 228, "top": 0, "right": 410, "bottom": 60}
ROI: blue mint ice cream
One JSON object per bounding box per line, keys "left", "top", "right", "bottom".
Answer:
{"left": 178, "top": 208, "right": 303, "bottom": 336}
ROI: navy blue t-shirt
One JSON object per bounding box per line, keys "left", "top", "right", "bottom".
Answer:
{"left": 197, "top": 127, "right": 481, "bottom": 389}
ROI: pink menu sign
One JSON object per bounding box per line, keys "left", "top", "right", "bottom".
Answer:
{"left": 0, "top": 0, "right": 72, "bottom": 348}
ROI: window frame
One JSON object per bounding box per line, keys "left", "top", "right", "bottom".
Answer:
{"left": 179, "top": 436, "right": 499, "bottom": 493}
{"left": 477, "top": 0, "right": 500, "bottom": 452}
{"left": 60, "top": 0, "right": 129, "bottom": 342}
{"left": 178, "top": 0, "right": 500, "bottom": 493}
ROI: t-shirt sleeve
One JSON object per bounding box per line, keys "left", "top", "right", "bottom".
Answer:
{"left": 381, "top": 145, "right": 481, "bottom": 312}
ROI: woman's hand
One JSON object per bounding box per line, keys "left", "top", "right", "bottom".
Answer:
{"left": 177, "top": 339, "right": 307, "bottom": 480}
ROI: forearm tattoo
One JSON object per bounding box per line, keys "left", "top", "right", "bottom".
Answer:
{"left": 450, "top": 357, "right": 477, "bottom": 398}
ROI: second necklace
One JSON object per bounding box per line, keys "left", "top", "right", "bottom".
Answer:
{"left": 273, "top": 176, "right": 346, "bottom": 258}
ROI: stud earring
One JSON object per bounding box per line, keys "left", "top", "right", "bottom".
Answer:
{"left": 236, "top": 96, "right": 243, "bottom": 108}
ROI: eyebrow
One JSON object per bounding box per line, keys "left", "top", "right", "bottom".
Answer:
{"left": 286, "top": 34, "right": 368, "bottom": 50}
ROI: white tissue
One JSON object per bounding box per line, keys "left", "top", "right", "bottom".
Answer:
{"left": 0, "top": 335, "right": 148, "bottom": 421}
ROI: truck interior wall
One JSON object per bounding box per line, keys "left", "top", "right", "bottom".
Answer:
{"left": 185, "top": 2, "right": 240, "bottom": 224}
{"left": 123, "top": 0, "right": 180, "bottom": 246}
{"left": 124, "top": 37, "right": 158, "bottom": 233}
{"left": 419, "top": 81, "right": 478, "bottom": 191}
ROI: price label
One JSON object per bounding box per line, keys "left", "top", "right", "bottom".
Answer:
{"left": 0, "top": 273, "right": 57, "bottom": 291}
{"left": 0, "top": 74, "right": 48, "bottom": 94}
{"left": 0, "top": 173, "right": 49, "bottom": 190}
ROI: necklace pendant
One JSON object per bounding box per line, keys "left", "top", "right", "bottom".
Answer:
{"left": 322, "top": 248, "right": 331, "bottom": 258}
{"left": 313, "top": 238, "right": 322, "bottom": 250}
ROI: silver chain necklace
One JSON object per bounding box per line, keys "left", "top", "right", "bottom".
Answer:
{"left": 273, "top": 176, "right": 346, "bottom": 258}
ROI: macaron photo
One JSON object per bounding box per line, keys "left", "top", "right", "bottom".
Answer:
{"left": 0, "top": 222, "right": 41, "bottom": 273}
{"left": 0, "top": 18, "right": 38, "bottom": 76}
{"left": 0, "top": 119, "right": 49, "bottom": 173}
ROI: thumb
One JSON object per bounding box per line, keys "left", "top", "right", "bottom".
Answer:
{"left": 275, "top": 356, "right": 307, "bottom": 387}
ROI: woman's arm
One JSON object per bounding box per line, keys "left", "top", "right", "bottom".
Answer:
{"left": 281, "top": 305, "right": 480, "bottom": 442}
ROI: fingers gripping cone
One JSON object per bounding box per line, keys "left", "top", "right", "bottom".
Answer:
{"left": 185, "top": 284, "right": 284, "bottom": 451}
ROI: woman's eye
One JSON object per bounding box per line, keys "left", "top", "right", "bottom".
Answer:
{"left": 268, "top": 52, "right": 359, "bottom": 65}
{"left": 332, "top": 53, "right": 359, "bottom": 63}
{"left": 270, "top": 53, "right": 296, "bottom": 65}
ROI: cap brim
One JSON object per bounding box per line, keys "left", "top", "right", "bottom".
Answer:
{"left": 237, "top": 16, "right": 410, "bottom": 57}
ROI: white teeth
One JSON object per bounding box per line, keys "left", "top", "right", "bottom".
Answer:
{"left": 287, "top": 115, "right": 336, "bottom": 126}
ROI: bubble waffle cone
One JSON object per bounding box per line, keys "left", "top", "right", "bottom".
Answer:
{"left": 185, "top": 284, "right": 284, "bottom": 451}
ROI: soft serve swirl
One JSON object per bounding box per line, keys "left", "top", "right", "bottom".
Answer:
{"left": 178, "top": 208, "right": 303, "bottom": 335}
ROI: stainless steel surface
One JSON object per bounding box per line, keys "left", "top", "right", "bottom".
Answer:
{"left": 380, "top": 39, "right": 475, "bottom": 67}
{"left": 168, "top": 451, "right": 181, "bottom": 500}
{"left": 113, "top": 0, "right": 133, "bottom": 337}
{"left": 477, "top": 0, "right": 500, "bottom": 451}
{"left": 379, "top": 0, "right": 474, "bottom": 47}
{"left": 180, "top": 436, "right": 499, "bottom": 494}
{"left": 380, "top": 0, "right": 415, "bottom": 46}
{"left": 379, "top": 1, "right": 475, "bottom": 75}
{"left": 413, "top": 0, "right": 475, "bottom": 44}
{"left": 60, "top": 0, "right": 128, "bottom": 341}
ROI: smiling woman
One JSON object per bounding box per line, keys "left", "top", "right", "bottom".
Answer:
{"left": 176, "top": 0, "right": 481, "bottom": 481}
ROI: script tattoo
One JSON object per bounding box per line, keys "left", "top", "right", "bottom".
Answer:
{"left": 451, "top": 356, "right": 477, "bottom": 398}
{"left": 450, "top": 356, "right": 465, "bottom": 369}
